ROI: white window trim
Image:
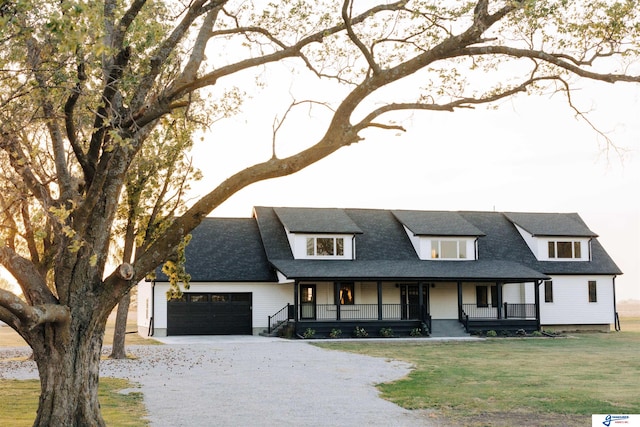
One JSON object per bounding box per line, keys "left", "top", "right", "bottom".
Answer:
{"left": 429, "top": 238, "right": 472, "bottom": 260}
{"left": 285, "top": 230, "right": 354, "bottom": 260}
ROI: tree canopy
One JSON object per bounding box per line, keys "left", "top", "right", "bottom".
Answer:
{"left": 0, "top": 1, "right": 639, "bottom": 425}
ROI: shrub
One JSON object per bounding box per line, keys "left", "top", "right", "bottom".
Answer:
{"left": 410, "top": 327, "right": 422, "bottom": 337}
{"left": 302, "top": 328, "right": 315, "bottom": 339}
{"left": 486, "top": 330, "right": 497, "bottom": 337}
{"left": 531, "top": 330, "right": 543, "bottom": 337}
{"left": 329, "top": 328, "right": 342, "bottom": 339}
{"left": 379, "top": 327, "right": 394, "bottom": 338}
{"left": 354, "top": 326, "right": 368, "bottom": 338}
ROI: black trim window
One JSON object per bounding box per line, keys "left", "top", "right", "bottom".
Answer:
{"left": 588, "top": 281, "right": 597, "bottom": 303}
{"left": 476, "top": 285, "right": 497, "bottom": 308}
{"left": 544, "top": 280, "right": 553, "bottom": 303}
{"left": 339, "top": 283, "right": 354, "bottom": 305}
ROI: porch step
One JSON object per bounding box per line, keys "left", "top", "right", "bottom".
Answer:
{"left": 430, "top": 320, "right": 469, "bottom": 338}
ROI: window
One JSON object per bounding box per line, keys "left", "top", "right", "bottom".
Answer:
{"left": 588, "top": 281, "right": 597, "bottom": 303}
{"left": 189, "top": 294, "right": 209, "bottom": 302}
{"left": 476, "top": 285, "right": 497, "bottom": 307}
{"left": 476, "top": 286, "right": 488, "bottom": 307}
{"left": 548, "top": 241, "right": 582, "bottom": 259}
{"left": 544, "top": 280, "right": 553, "bottom": 303}
{"left": 431, "top": 240, "right": 468, "bottom": 259}
{"left": 306, "top": 237, "right": 344, "bottom": 257}
{"left": 339, "top": 283, "right": 354, "bottom": 305}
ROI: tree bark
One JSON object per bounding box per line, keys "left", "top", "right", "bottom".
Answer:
{"left": 31, "top": 317, "right": 107, "bottom": 426}
{"left": 109, "top": 292, "right": 131, "bottom": 359}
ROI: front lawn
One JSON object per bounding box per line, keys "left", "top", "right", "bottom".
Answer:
{"left": 0, "top": 378, "right": 148, "bottom": 427}
{"left": 316, "top": 329, "right": 640, "bottom": 426}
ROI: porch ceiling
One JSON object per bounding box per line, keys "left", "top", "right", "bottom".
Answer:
{"left": 270, "top": 259, "right": 549, "bottom": 283}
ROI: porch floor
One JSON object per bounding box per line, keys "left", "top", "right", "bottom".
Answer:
{"left": 430, "top": 320, "right": 469, "bottom": 338}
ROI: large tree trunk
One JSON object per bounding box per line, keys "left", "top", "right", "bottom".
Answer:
{"left": 31, "top": 316, "right": 107, "bottom": 426}
{"left": 109, "top": 292, "right": 131, "bottom": 359}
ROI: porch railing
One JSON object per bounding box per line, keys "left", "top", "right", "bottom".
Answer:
{"left": 462, "top": 303, "right": 536, "bottom": 320}
{"left": 303, "top": 304, "right": 424, "bottom": 321}
{"left": 267, "top": 303, "right": 291, "bottom": 334}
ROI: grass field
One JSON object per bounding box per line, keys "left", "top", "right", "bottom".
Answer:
{"left": 0, "top": 378, "right": 148, "bottom": 427}
{"left": 316, "top": 322, "right": 640, "bottom": 426}
{"left": 0, "top": 312, "right": 153, "bottom": 426}
{"left": 1, "top": 310, "right": 638, "bottom": 426}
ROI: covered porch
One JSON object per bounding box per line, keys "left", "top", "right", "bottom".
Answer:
{"left": 267, "top": 279, "right": 542, "bottom": 337}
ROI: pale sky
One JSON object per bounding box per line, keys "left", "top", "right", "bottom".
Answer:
{"left": 187, "top": 72, "right": 640, "bottom": 301}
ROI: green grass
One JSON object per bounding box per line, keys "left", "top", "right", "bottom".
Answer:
{"left": 315, "top": 330, "right": 640, "bottom": 426}
{"left": 0, "top": 378, "right": 148, "bottom": 426}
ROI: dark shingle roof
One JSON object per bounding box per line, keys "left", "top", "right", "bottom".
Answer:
{"left": 392, "top": 210, "right": 484, "bottom": 236}
{"left": 503, "top": 212, "right": 598, "bottom": 237}
{"left": 157, "top": 207, "right": 622, "bottom": 283}
{"left": 459, "top": 211, "right": 621, "bottom": 275}
{"left": 155, "top": 218, "right": 276, "bottom": 282}
{"left": 273, "top": 207, "right": 362, "bottom": 234}
{"left": 269, "top": 259, "right": 548, "bottom": 282}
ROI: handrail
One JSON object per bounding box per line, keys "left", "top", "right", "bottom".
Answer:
{"left": 462, "top": 303, "right": 536, "bottom": 319}
{"left": 311, "top": 303, "right": 423, "bottom": 321}
{"left": 268, "top": 303, "right": 290, "bottom": 334}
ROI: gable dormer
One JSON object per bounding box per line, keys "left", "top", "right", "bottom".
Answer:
{"left": 273, "top": 207, "right": 362, "bottom": 259}
{"left": 504, "top": 212, "right": 597, "bottom": 261}
{"left": 392, "top": 210, "right": 484, "bottom": 260}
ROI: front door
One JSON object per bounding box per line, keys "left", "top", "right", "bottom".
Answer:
{"left": 400, "top": 285, "right": 428, "bottom": 320}
{"left": 300, "top": 284, "right": 316, "bottom": 320}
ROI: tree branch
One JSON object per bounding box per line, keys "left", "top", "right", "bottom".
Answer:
{"left": 0, "top": 132, "right": 54, "bottom": 210}
{"left": 0, "top": 289, "right": 69, "bottom": 330}
{"left": 0, "top": 246, "right": 57, "bottom": 305}
{"left": 462, "top": 45, "right": 640, "bottom": 83}
{"left": 342, "top": 0, "right": 381, "bottom": 75}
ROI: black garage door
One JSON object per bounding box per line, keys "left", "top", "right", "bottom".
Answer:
{"left": 167, "top": 292, "right": 252, "bottom": 335}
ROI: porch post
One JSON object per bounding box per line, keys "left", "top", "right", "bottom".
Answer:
{"left": 377, "top": 281, "right": 383, "bottom": 320}
{"left": 418, "top": 282, "right": 424, "bottom": 322}
{"left": 457, "top": 282, "right": 463, "bottom": 321}
{"left": 534, "top": 280, "right": 541, "bottom": 331}
{"left": 334, "top": 282, "right": 341, "bottom": 321}
{"left": 293, "top": 281, "right": 299, "bottom": 335}
{"left": 496, "top": 282, "right": 503, "bottom": 319}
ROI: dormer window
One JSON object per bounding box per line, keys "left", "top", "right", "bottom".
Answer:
{"left": 307, "top": 237, "right": 344, "bottom": 257}
{"left": 548, "top": 241, "right": 581, "bottom": 259}
{"left": 431, "top": 239, "right": 468, "bottom": 259}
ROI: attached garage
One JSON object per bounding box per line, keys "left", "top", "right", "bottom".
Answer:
{"left": 167, "top": 292, "right": 252, "bottom": 335}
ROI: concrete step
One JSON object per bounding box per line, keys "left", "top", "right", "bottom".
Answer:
{"left": 430, "top": 319, "right": 469, "bottom": 338}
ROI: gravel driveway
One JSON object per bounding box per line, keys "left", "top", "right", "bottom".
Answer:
{"left": 1, "top": 336, "right": 434, "bottom": 427}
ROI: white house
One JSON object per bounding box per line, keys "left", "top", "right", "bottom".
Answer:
{"left": 138, "top": 207, "right": 622, "bottom": 337}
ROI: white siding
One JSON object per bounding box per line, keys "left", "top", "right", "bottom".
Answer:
{"left": 513, "top": 224, "right": 590, "bottom": 262}
{"left": 540, "top": 275, "right": 615, "bottom": 325}
{"left": 287, "top": 230, "right": 355, "bottom": 260}
{"left": 301, "top": 281, "right": 400, "bottom": 304}
{"left": 429, "top": 283, "right": 458, "bottom": 319}
{"left": 503, "top": 283, "right": 526, "bottom": 304}
{"left": 150, "top": 281, "right": 291, "bottom": 334}
{"left": 136, "top": 280, "right": 153, "bottom": 335}
{"left": 402, "top": 226, "right": 476, "bottom": 260}
{"left": 514, "top": 224, "right": 538, "bottom": 258}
